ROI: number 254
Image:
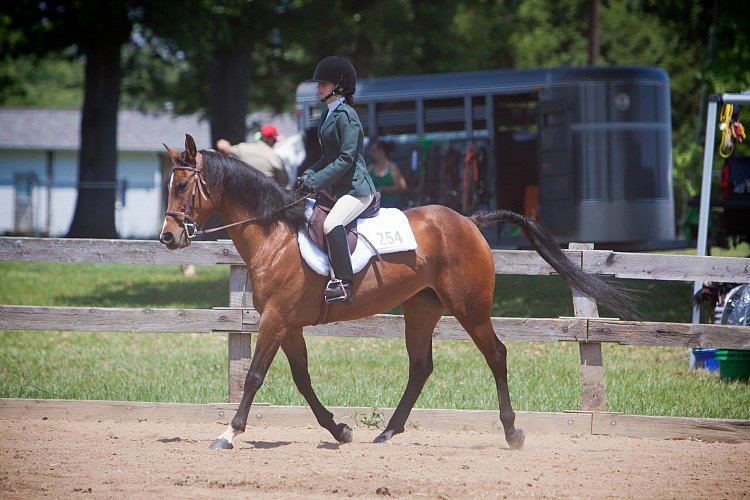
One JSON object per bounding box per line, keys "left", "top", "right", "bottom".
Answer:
{"left": 378, "top": 231, "right": 403, "bottom": 245}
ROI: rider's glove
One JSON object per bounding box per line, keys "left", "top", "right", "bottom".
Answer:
{"left": 296, "top": 174, "right": 315, "bottom": 195}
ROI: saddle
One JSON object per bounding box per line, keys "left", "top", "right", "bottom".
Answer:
{"left": 307, "top": 190, "right": 381, "bottom": 253}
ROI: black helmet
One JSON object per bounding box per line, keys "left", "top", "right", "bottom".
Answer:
{"left": 308, "top": 56, "right": 357, "bottom": 94}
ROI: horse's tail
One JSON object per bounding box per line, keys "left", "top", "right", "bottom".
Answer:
{"left": 469, "top": 210, "right": 638, "bottom": 319}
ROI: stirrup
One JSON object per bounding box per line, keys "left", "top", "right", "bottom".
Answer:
{"left": 324, "top": 279, "right": 353, "bottom": 305}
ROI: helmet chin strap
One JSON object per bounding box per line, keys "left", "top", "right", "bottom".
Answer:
{"left": 319, "top": 89, "right": 337, "bottom": 103}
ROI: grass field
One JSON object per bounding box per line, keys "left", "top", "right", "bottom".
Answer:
{"left": 1, "top": 256, "right": 748, "bottom": 420}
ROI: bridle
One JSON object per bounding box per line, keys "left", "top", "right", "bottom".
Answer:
{"left": 165, "top": 151, "right": 215, "bottom": 239}
{"left": 165, "top": 150, "right": 307, "bottom": 239}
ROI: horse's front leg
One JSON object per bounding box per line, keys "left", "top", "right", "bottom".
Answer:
{"left": 210, "top": 323, "right": 283, "bottom": 450}
{"left": 282, "top": 327, "right": 353, "bottom": 443}
{"left": 374, "top": 290, "right": 443, "bottom": 444}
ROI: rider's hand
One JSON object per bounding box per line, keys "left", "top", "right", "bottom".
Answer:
{"left": 296, "top": 174, "right": 315, "bottom": 195}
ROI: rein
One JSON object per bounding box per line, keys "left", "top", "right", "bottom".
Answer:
{"left": 192, "top": 196, "right": 308, "bottom": 238}
{"left": 166, "top": 151, "right": 307, "bottom": 239}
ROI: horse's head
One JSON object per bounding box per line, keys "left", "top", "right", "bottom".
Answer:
{"left": 160, "top": 134, "right": 216, "bottom": 250}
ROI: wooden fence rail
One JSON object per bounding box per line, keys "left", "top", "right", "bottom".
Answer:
{"left": 1, "top": 237, "right": 748, "bottom": 410}
{"left": 2, "top": 236, "right": 747, "bottom": 281}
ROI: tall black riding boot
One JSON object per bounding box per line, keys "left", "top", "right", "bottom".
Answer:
{"left": 324, "top": 225, "right": 354, "bottom": 304}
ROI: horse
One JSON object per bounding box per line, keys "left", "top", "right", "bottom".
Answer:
{"left": 160, "top": 134, "right": 635, "bottom": 450}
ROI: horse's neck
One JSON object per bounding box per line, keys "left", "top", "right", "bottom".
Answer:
{"left": 224, "top": 212, "right": 297, "bottom": 272}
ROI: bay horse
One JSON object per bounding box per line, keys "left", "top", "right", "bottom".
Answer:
{"left": 160, "top": 134, "right": 635, "bottom": 450}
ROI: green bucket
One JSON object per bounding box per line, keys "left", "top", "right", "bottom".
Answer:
{"left": 715, "top": 350, "right": 750, "bottom": 381}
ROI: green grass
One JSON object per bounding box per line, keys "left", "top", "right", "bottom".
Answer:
{"left": 1, "top": 330, "right": 226, "bottom": 402}
{"left": 0, "top": 262, "right": 230, "bottom": 308}
{"left": 1, "top": 260, "right": 748, "bottom": 419}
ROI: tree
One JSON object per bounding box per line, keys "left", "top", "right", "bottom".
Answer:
{"left": 69, "top": 2, "right": 132, "bottom": 238}
{"left": 138, "top": 0, "right": 256, "bottom": 145}
{"left": 122, "top": 0, "right": 470, "bottom": 127}
{"left": 132, "top": 0, "right": 316, "bottom": 145}
{"left": 0, "top": 52, "right": 84, "bottom": 108}
{"left": 3, "top": 0, "right": 133, "bottom": 238}
{"left": 630, "top": 0, "right": 750, "bottom": 228}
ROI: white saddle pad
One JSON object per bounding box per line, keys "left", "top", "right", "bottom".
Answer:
{"left": 297, "top": 199, "right": 418, "bottom": 276}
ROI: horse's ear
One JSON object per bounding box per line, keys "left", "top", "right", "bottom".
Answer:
{"left": 163, "top": 143, "right": 180, "bottom": 160}
{"left": 184, "top": 134, "right": 197, "bottom": 161}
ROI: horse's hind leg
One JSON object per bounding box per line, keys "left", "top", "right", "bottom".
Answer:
{"left": 435, "top": 237, "right": 524, "bottom": 450}
{"left": 281, "top": 328, "right": 352, "bottom": 443}
{"left": 374, "top": 289, "right": 444, "bottom": 444}
{"left": 458, "top": 316, "right": 524, "bottom": 450}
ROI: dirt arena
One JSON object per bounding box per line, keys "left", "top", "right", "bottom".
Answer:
{"left": 2, "top": 413, "right": 749, "bottom": 499}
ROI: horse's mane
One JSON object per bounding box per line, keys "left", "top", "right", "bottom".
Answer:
{"left": 201, "top": 150, "right": 307, "bottom": 231}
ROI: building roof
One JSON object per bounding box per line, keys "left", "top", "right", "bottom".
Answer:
{"left": 0, "top": 108, "right": 296, "bottom": 152}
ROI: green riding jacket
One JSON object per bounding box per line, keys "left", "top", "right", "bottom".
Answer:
{"left": 303, "top": 103, "right": 376, "bottom": 198}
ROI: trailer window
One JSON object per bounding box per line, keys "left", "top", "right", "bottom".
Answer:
{"left": 472, "top": 95, "right": 487, "bottom": 131}
{"left": 425, "top": 97, "right": 464, "bottom": 133}
{"left": 376, "top": 101, "right": 416, "bottom": 136}
{"left": 494, "top": 94, "right": 538, "bottom": 133}
{"left": 306, "top": 105, "right": 323, "bottom": 127}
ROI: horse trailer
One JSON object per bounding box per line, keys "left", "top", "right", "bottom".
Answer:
{"left": 296, "top": 66, "right": 675, "bottom": 249}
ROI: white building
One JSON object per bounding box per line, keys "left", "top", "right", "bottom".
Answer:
{"left": 0, "top": 109, "right": 297, "bottom": 238}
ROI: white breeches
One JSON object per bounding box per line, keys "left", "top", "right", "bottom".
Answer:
{"left": 323, "top": 194, "right": 374, "bottom": 234}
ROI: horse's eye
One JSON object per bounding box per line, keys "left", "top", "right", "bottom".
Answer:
{"left": 177, "top": 180, "right": 188, "bottom": 192}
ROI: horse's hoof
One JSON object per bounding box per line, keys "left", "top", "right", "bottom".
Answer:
{"left": 506, "top": 428, "right": 525, "bottom": 450}
{"left": 372, "top": 435, "right": 392, "bottom": 445}
{"left": 209, "top": 438, "right": 234, "bottom": 450}
{"left": 336, "top": 423, "right": 353, "bottom": 444}
{"left": 373, "top": 430, "right": 393, "bottom": 444}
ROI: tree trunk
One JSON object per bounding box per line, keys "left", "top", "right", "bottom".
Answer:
{"left": 207, "top": 44, "right": 251, "bottom": 147}
{"left": 588, "top": 0, "right": 599, "bottom": 66}
{"left": 66, "top": 39, "right": 122, "bottom": 238}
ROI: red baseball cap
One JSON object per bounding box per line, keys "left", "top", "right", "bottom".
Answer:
{"left": 260, "top": 124, "right": 281, "bottom": 139}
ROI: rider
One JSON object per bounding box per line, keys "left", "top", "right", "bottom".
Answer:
{"left": 297, "top": 56, "right": 376, "bottom": 305}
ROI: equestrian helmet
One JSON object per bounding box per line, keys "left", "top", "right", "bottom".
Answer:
{"left": 308, "top": 56, "right": 357, "bottom": 94}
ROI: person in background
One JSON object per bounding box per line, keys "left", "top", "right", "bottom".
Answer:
{"left": 216, "top": 124, "right": 289, "bottom": 188}
{"left": 297, "top": 55, "right": 376, "bottom": 305}
{"left": 367, "top": 140, "right": 408, "bottom": 208}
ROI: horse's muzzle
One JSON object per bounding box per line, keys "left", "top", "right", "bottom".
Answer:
{"left": 159, "top": 229, "right": 190, "bottom": 250}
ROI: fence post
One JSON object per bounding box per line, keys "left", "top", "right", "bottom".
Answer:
{"left": 228, "top": 264, "right": 252, "bottom": 403}
{"left": 568, "top": 242, "right": 605, "bottom": 412}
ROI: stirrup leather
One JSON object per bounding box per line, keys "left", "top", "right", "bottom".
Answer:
{"left": 324, "top": 279, "right": 353, "bottom": 304}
